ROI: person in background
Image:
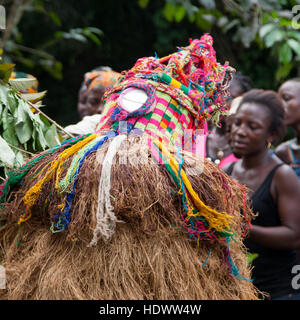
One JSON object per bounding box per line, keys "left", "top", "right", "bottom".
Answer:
{"left": 228, "top": 71, "right": 252, "bottom": 110}
{"left": 65, "top": 66, "right": 120, "bottom": 135}
{"left": 226, "top": 89, "right": 300, "bottom": 300}
{"left": 205, "top": 72, "right": 252, "bottom": 169}
{"left": 275, "top": 78, "right": 300, "bottom": 180}
{"left": 204, "top": 115, "right": 238, "bottom": 168}
{"left": 77, "top": 66, "right": 120, "bottom": 119}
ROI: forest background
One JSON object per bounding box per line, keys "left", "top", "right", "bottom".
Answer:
{"left": 1, "top": 0, "right": 300, "bottom": 126}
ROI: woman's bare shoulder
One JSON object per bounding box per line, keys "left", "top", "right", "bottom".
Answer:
{"left": 274, "top": 140, "right": 291, "bottom": 164}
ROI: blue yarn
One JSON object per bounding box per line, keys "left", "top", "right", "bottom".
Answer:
{"left": 225, "top": 236, "right": 253, "bottom": 282}
{"left": 176, "top": 147, "right": 190, "bottom": 213}
{"left": 52, "top": 131, "right": 118, "bottom": 232}
{"left": 201, "top": 250, "right": 211, "bottom": 267}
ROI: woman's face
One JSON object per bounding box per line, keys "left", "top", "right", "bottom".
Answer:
{"left": 77, "top": 88, "right": 88, "bottom": 119}
{"left": 278, "top": 81, "right": 300, "bottom": 127}
{"left": 231, "top": 103, "right": 272, "bottom": 157}
{"left": 77, "top": 86, "right": 106, "bottom": 119}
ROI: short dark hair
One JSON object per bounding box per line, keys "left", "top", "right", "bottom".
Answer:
{"left": 231, "top": 72, "right": 252, "bottom": 94}
{"left": 238, "top": 89, "right": 285, "bottom": 140}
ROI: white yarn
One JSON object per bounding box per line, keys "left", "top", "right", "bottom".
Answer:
{"left": 88, "top": 134, "right": 127, "bottom": 247}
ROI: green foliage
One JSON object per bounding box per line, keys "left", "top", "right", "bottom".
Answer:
{"left": 246, "top": 253, "right": 259, "bottom": 266}
{"left": 0, "top": 80, "right": 60, "bottom": 175}
{"left": 138, "top": 0, "right": 150, "bottom": 8}
{"left": 1, "top": 1, "right": 103, "bottom": 80}
{"left": 54, "top": 27, "right": 103, "bottom": 46}
{"left": 141, "top": 0, "right": 300, "bottom": 83}
{"left": 0, "top": 64, "right": 15, "bottom": 83}
{"left": 1, "top": 0, "right": 298, "bottom": 128}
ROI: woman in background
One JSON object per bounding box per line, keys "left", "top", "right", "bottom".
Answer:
{"left": 275, "top": 78, "right": 300, "bottom": 180}
{"left": 65, "top": 66, "right": 120, "bottom": 135}
{"left": 226, "top": 89, "right": 300, "bottom": 300}
{"left": 205, "top": 72, "right": 252, "bottom": 169}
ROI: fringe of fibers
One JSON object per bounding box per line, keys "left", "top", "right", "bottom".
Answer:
{"left": 0, "top": 134, "right": 260, "bottom": 300}
{"left": 89, "top": 134, "right": 127, "bottom": 246}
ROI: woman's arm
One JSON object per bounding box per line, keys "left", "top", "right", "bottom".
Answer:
{"left": 249, "top": 165, "right": 300, "bottom": 250}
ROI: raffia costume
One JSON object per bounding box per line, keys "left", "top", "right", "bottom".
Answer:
{"left": 0, "top": 34, "right": 259, "bottom": 300}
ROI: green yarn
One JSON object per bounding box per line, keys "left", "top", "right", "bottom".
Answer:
{"left": 58, "top": 135, "right": 103, "bottom": 193}
{"left": 0, "top": 134, "right": 91, "bottom": 204}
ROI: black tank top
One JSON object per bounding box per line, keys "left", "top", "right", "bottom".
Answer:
{"left": 227, "top": 163, "right": 300, "bottom": 299}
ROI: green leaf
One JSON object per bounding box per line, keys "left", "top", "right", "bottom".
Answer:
{"left": 275, "top": 62, "right": 293, "bottom": 81}
{"left": 0, "top": 63, "right": 15, "bottom": 83}
{"left": 44, "top": 124, "right": 59, "bottom": 147}
{"left": 0, "top": 135, "right": 15, "bottom": 168}
{"left": 2, "top": 128, "right": 19, "bottom": 147}
{"left": 85, "top": 27, "right": 103, "bottom": 36}
{"left": 287, "top": 31, "right": 300, "bottom": 42}
{"left": 38, "top": 113, "right": 50, "bottom": 126}
{"left": 246, "top": 253, "right": 259, "bottom": 265}
{"left": 54, "top": 31, "right": 63, "bottom": 39}
{"left": 287, "top": 39, "right": 300, "bottom": 56}
{"left": 222, "top": 19, "right": 239, "bottom": 33}
{"left": 6, "top": 90, "right": 18, "bottom": 114}
{"left": 174, "top": 5, "right": 186, "bottom": 22}
{"left": 15, "top": 101, "right": 33, "bottom": 144}
{"left": 21, "top": 90, "right": 47, "bottom": 102}
{"left": 217, "top": 16, "right": 229, "bottom": 28}
{"left": 264, "top": 29, "right": 285, "bottom": 47}
{"left": 31, "top": 100, "right": 45, "bottom": 109}
{"left": 163, "top": 2, "right": 175, "bottom": 22}
{"left": 182, "top": 2, "right": 198, "bottom": 19}
{"left": 258, "top": 0, "right": 281, "bottom": 11}
{"left": 9, "top": 78, "right": 37, "bottom": 91}
{"left": 279, "top": 42, "right": 293, "bottom": 64}
{"left": 0, "top": 83, "right": 9, "bottom": 105}
{"left": 237, "top": 26, "right": 255, "bottom": 48}
{"left": 31, "top": 114, "right": 48, "bottom": 150}
{"left": 13, "top": 57, "right": 35, "bottom": 69}
{"left": 195, "top": 9, "right": 212, "bottom": 30}
{"left": 138, "top": 0, "right": 149, "bottom": 8}
{"left": 85, "top": 32, "right": 101, "bottom": 46}
{"left": 14, "top": 151, "right": 24, "bottom": 167}
{"left": 279, "top": 17, "right": 292, "bottom": 27}
{"left": 259, "top": 23, "right": 277, "bottom": 39}
{"left": 48, "top": 11, "right": 62, "bottom": 26}
{"left": 198, "top": 0, "right": 215, "bottom": 10}
{"left": 1, "top": 105, "right": 19, "bottom": 146}
{"left": 270, "top": 11, "right": 278, "bottom": 19}
{"left": 202, "top": 14, "right": 216, "bottom": 24}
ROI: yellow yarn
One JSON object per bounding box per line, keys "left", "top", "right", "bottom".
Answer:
{"left": 18, "top": 209, "right": 32, "bottom": 225}
{"left": 54, "top": 134, "right": 97, "bottom": 190}
{"left": 57, "top": 202, "right": 65, "bottom": 212}
{"left": 154, "top": 140, "right": 234, "bottom": 233}
{"left": 22, "top": 134, "right": 98, "bottom": 222}
{"left": 170, "top": 77, "right": 181, "bottom": 89}
{"left": 58, "top": 135, "right": 103, "bottom": 193}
